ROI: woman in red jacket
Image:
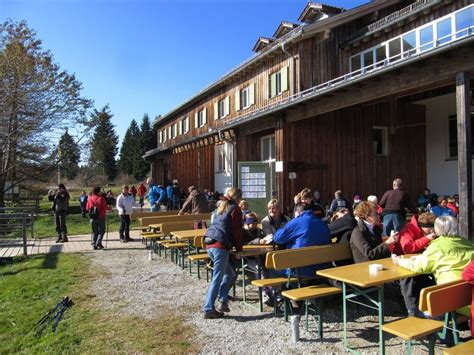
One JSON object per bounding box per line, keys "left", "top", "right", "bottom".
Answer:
{"left": 395, "top": 212, "right": 437, "bottom": 255}
{"left": 86, "top": 186, "right": 107, "bottom": 250}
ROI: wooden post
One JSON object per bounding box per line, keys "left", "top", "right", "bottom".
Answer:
{"left": 456, "top": 72, "right": 472, "bottom": 239}
{"left": 275, "top": 115, "right": 289, "bottom": 212}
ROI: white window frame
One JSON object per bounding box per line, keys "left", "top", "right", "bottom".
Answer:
{"left": 372, "top": 126, "right": 388, "bottom": 157}
{"left": 215, "top": 142, "right": 232, "bottom": 173}
{"left": 349, "top": 5, "right": 474, "bottom": 73}
{"left": 162, "top": 128, "right": 167, "bottom": 143}
{"left": 171, "top": 123, "right": 177, "bottom": 139}
{"left": 159, "top": 130, "right": 163, "bottom": 143}
{"left": 181, "top": 116, "right": 189, "bottom": 134}
{"left": 241, "top": 86, "right": 250, "bottom": 109}
{"left": 261, "top": 134, "right": 276, "bottom": 162}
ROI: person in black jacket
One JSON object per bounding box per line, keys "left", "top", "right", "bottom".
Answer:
{"left": 328, "top": 207, "right": 357, "bottom": 243}
{"left": 48, "top": 184, "right": 70, "bottom": 243}
{"left": 350, "top": 201, "right": 398, "bottom": 263}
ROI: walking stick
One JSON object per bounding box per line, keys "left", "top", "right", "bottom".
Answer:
{"left": 105, "top": 212, "right": 109, "bottom": 249}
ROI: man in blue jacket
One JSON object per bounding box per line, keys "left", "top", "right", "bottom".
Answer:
{"left": 146, "top": 178, "right": 166, "bottom": 212}
{"left": 274, "top": 203, "right": 331, "bottom": 278}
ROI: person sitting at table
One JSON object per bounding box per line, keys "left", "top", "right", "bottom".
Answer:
{"left": 261, "top": 199, "right": 291, "bottom": 243}
{"left": 242, "top": 213, "right": 265, "bottom": 245}
{"left": 393, "top": 212, "right": 437, "bottom": 255}
{"left": 351, "top": 201, "right": 434, "bottom": 316}
{"left": 393, "top": 216, "right": 474, "bottom": 316}
{"left": 300, "top": 187, "right": 325, "bottom": 218}
{"left": 328, "top": 207, "right": 357, "bottom": 244}
{"left": 274, "top": 202, "right": 331, "bottom": 279}
{"left": 239, "top": 200, "right": 251, "bottom": 221}
{"left": 430, "top": 196, "right": 455, "bottom": 217}
{"left": 350, "top": 201, "right": 399, "bottom": 263}
{"left": 447, "top": 197, "right": 459, "bottom": 216}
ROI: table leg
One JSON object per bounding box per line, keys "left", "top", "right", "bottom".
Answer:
{"left": 378, "top": 286, "right": 385, "bottom": 355}
{"left": 342, "top": 282, "right": 349, "bottom": 351}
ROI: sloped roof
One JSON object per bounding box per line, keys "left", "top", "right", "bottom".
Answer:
{"left": 252, "top": 37, "right": 275, "bottom": 53}
{"left": 273, "top": 21, "right": 300, "bottom": 38}
{"left": 298, "top": 2, "right": 345, "bottom": 23}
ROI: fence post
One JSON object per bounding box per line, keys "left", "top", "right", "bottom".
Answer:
{"left": 22, "top": 215, "right": 28, "bottom": 256}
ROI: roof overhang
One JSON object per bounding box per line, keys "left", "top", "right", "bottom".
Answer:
{"left": 298, "top": 2, "right": 345, "bottom": 23}
{"left": 252, "top": 37, "right": 275, "bottom": 53}
{"left": 273, "top": 21, "right": 300, "bottom": 38}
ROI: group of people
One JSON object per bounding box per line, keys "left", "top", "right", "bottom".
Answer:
{"left": 201, "top": 178, "right": 474, "bottom": 326}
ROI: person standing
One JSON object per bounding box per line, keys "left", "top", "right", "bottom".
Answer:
{"left": 166, "top": 183, "right": 174, "bottom": 211}
{"left": 137, "top": 182, "right": 147, "bottom": 209}
{"left": 203, "top": 187, "right": 243, "bottom": 319}
{"left": 379, "top": 178, "right": 417, "bottom": 236}
{"left": 172, "top": 182, "right": 181, "bottom": 210}
{"left": 328, "top": 190, "right": 351, "bottom": 217}
{"left": 86, "top": 186, "right": 107, "bottom": 250}
{"left": 79, "top": 190, "right": 88, "bottom": 218}
{"left": 49, "top": 183, "right": 70, "bottom": 243}
{"left": 146, "top": 178, "right": 163, "bottom": 212}
{"left": 129, "top": 185, "right": 137, "bottom": 202}
{"left": 116, "top": 185, "right": 134, "bottom": 243}
{"left": 179, "top": 186, "right": 210, "bottom": 215}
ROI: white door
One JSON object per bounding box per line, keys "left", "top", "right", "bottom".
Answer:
{"left": 214, "top": 142, "right": 233, "bottom": 194}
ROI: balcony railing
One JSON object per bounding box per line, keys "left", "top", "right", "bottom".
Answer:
{"left": 224, "top": 24, "right": 474, "bottom": 129}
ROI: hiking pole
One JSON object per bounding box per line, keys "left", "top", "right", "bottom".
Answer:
{"left": 35, "top": 297, "right": 69, "bottom": 337}
{"left": 36, "top": 296, "right": 69, "bottom": 327}
{"left": 105, "top": 212, "right": 109, "bottom": 249}
{"left": 52, "top": 298, "right": 73, "bottom": 332}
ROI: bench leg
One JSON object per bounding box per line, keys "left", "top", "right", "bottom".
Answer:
{"left": 316, "top": 298, "right": 323, "bottom": 339}
{"left": 258, "top": 287, "right": 263, "bottom": 312}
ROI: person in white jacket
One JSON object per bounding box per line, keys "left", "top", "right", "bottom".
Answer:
{"left": 116, "top": 185, "right": 135, "bottom": 242}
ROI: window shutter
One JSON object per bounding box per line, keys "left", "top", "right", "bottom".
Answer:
{"left": 168, "top": 126, "right": 171, "bottom": 139}
{"left": 178, "top": 120, "right": 182, "bottom": 135}
{"left": 163, "top": 129, "right": 167, "bottom": 142}
{"left": 235, "top": 90, "right": 240, "bottom": 111}
{"left": 281, "top": 66, "right": 288, "bottom": 92}
{"left": 214, "top": 102, "right": 218, "bottom": 120}
{"left": 249, "top": 83, "right": 255, "bottom": 106}
{"left": 224, "top": 96, "right": 230, "bottom": 116}
{"left": 185, "top": 117, "right": 189, "bottom": 132}
{"left": 159, "top": 130, "right": 162, "bottom": 143}
{"left": 194, "top": 112, "right": 198, "bottom": 128}
{"left": 270, "top": 73, "right": 276, "bottom": 98}
{"left": 203, "top": 108, "right": 207, "bottom": 125}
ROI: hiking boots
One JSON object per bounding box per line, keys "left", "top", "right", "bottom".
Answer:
{"left": 215, "top": 301, "right": 230, "bottom": 313}
{"left": 55, "top": 235, "right": 62, "bottom": 243}
{"left": 61, "top": 235, "right": 68, "bottom": 243}
{"left": 203, "top": 310, "right": 224, "bottom": 319}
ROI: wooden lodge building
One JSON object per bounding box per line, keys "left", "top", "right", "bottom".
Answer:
{"left": 144, "top": 0, "right": 474, "bottom": 237}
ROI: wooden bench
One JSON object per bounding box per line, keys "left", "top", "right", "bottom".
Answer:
{"left": 276, "top": 243, "right": 353, "bottom": 338}
{"left": 444, "top": 339, "right": 474, "bottom": 354}
{"left": 131, "top": 210, "right": 177, "bottom": 221}
{"left": 139, "top": 213, "right": 211, "bottom": 228}
{"left": 142, "top": 221, "right": 196, "bottom": 249}
{"left": 187, "top": 236, "right": 210, "bottom": 280}
{"left": 382, "top": 280, "right": 471, "bottom": 355}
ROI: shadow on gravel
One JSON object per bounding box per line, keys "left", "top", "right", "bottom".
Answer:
{"left": 225, "top": 313, "right": 275, "bottom": 322}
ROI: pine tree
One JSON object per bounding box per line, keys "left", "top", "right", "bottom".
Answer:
{"left": 133, "top": 114, "right": 156, "bottom": 181}
{"left": 58, "top": 129, "right": 80, "bottom": 180}
{"left": 118, "top": 119, "right": 140, "bottom": 176}
{"left": 89, "top": 105, "right": 119, "bottom": 181}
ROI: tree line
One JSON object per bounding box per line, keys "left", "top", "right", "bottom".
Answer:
{"left": 0, "top": 20, "right": 156, "bottom": 206}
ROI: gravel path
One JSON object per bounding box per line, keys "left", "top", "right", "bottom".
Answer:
{"left": 86, "top": 238, "right": 466, "bottom": 354}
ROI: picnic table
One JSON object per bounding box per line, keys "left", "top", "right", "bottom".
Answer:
{"left": 170, "top": 229, "right": 207, "bottom": 241}
{"left": 317, "top": 257, "right": 419, "bottom": 355}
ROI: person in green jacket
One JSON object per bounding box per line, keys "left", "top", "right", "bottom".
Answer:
{"left": 393, "top": 215, "right": 474, "bottom": 285}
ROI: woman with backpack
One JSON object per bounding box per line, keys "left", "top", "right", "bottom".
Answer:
{"left": 86, "top": 186, "right": 107, "bottom": 250}
{"left": 202, "top": 187, "right": 243, "bottom": 319}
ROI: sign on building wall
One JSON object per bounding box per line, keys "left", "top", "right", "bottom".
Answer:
{"left": 238, "top": 162, "right": 271, "bottom": 220}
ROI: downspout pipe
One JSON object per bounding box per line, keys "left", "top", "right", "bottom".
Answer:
{"left": 281, "top": 40, "right": 297, "bottom": 96}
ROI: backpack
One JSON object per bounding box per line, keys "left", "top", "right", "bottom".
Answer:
{"left": 88, "top": 201, "right": 99, "bottom": 219}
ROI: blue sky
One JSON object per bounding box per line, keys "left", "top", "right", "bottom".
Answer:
{"left": 3, "top": 0, "right": 367, "bottom": 145}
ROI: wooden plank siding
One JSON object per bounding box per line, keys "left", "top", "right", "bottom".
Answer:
{"left": 278, "top": 100, "right": 426, "bottom": 209}
{"left": 169, "top": 144, "right": 214, "bottom": 191}
{"left": 158, "top": 54, "right": 292, "bottom": 151}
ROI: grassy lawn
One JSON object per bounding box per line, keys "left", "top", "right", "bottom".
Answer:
{"left": 0, "top": 254, "right": 197, "bottom": 353}
{"left": 34, "top": 212, "right": 128, "bottom": 238}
